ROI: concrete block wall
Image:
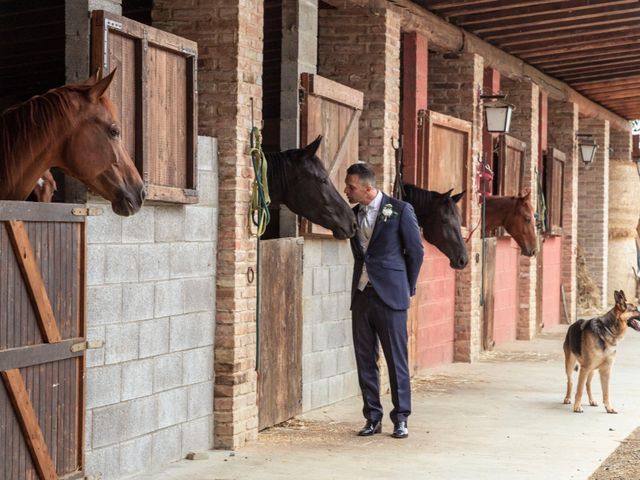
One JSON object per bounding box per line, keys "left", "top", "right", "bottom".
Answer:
{"left": 428, "top": 52, "right": 484, "bottom": 362}
{"left": 302, "top": 240, "right": 358, "bottom": 411}
{"left": 548, "top": 99, "right": 579, "bottom": 323}
{"left": 501, "top": 78, "right": 539, "bottom": 340}
{"left": 154, "top": 0, "right": 263, "bottom": 449}
{"left": 578, "top": 118, "right": 610, "bottom": 309}
{"left": 83, "top": 136, "right": 218, "bottom": 480}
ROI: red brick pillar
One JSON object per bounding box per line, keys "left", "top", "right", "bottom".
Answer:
{"left": 548, "top": 99, "right": 579, "bottom": 323}
{"left": 401, "top": 31, "right": 428, "bottom": 185}
{"left": 318, "top": 6, "right": 401, "bottom": 190}
{"left": 502, "top": 78, "right": 540, "bottom": 339}
{"left": 428, "top": 51, "right": 484, "bottom": 362}
{"left": 578, "top": 118, "right": 610, "bottom": 309}
{"left": 153, "top": 0, "right": 263, "bottom": 449}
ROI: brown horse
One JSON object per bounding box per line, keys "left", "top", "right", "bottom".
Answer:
{"left": 0, "top": 70, "right": 145, "bottom": 216}
{"left": 484, "top": 191, "right": 537, "bottom": 257}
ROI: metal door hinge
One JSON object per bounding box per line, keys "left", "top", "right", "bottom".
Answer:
{"left": 72, "top": 207, "right": 104, "bottom": 216}
{"left": 71, "top": 340, "right": 104, "bottom": 353}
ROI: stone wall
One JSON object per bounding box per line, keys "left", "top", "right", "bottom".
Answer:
{"left": 83, "top": 137, "right": 218, "bottom": 479}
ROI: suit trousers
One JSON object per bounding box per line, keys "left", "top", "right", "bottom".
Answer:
{"left": 352, "top": 286, "right": 411, "bottom": 425}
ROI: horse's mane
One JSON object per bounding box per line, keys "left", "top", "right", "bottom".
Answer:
{"left": 0, "top": 84, "right": 94, "bottom": 193}
{"left": 402, "top": 184, "right": 435, "bottom": 216}
{"left": 264, "top": 151, "right": 290, "bottom": 201}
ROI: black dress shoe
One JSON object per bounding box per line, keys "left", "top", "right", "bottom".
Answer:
{"left": 392, "top": 421, "right": 408, "bottom": 438}
{"left": 357, "top": 419, "right": 382, "bottom": 436}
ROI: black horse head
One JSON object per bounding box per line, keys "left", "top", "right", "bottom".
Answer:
{"left": 266, "top": 136, "right": 357, "bottom": 239}
{"left": 403, "top": 184, "right": 468, "bottom": 270}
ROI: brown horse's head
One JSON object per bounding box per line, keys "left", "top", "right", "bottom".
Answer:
{"left": 268, "top": 136, "right": 357, "bottom": 239}
{"left": 504, "top": 191, "right": 537, "bottom": 257}
{"left": 59, "top": 70, "right": 145, "bottom": 216}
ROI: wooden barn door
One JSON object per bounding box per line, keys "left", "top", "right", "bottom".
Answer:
{"left": 258, "top": 238, "right": 303, "bottom": 430}
{"left": 0, "top": 202, "right": 87, "bottom": 480}
{"left": 409, "top": 111, "right": 471, "bottom": 371}
{"left": 484, "top": 135, "right": 526, "bottom": 349}
{"left": 299, "top": 73, "right": 363, "bottom": 236}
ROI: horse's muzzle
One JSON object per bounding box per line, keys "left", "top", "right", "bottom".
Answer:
{"left": 450, "top": 255, "right": 469, "bottom": 270}
{"left": 112, "top": 187, "right": 145, "bottom": 216}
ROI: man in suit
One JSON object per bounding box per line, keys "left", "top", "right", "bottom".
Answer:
{"left": 344, "top": 163, "right": 424, "bottom": 439}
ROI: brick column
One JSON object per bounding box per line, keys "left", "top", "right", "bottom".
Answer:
{"left": 154, "top": 0, "right": 263, "bottom": 449}
{"left": 502, "top": 78, "right": 539, "bottom": 340}
{"left": 578, "top": 118, "right": 610, "bottom": 309}
{"left": 548, "top": 99, "right": 579, "bottom": 323}
{"left": 318, "top": 6, "right": 401, "bottom": 191}
{"left": 429, "top": 52, "right": 484, "bottom": 362}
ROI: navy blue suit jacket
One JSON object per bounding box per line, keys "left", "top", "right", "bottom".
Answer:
{"left": 350, "top": 193, "right": 424, "bottom": 311}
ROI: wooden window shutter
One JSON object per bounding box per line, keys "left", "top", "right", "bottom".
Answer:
{"left": 418, "top": 110, "right": 471, "bottom": 227}
{"left": 91, "top": 10, "right": 198, "bottom": 204}
{"left": 544, "top": 147, "right": 565, "bottom": 235}
{"left": 497, "top": 134, "right": 526, "bottom": 197}
{"left": 299, "top": 73, "right": 363, "bottom": 237}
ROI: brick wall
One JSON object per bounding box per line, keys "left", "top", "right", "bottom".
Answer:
{"left": 318, "top": 6, "right": 401, "bottom": 191}
{"left": 428, "top": 51, "right": 484, "bottom": 362}
{"left": 578, "top": 118, "right": 610, "bottom": 308}
{"left": 154, "top": 0, "right": 263, "bottom": 450}
{"left": 83, "top": 137, "right": 218, "bottom": 479}
{"left": 501, "top": 78, "right": 539, "bottom": 340}
{"left": 548, "top": 99, "right": 579, "bottom": 323}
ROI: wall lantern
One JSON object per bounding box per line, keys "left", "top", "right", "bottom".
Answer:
{"left": 481, "top": 93, "right": 514, "bottom": 134}
{"left": 577, "top": 133, "right": 598, "bottom": 166}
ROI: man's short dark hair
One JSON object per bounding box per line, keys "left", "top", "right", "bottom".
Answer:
{"left": 347, "top": 163, "right": 376, "bottom": 186}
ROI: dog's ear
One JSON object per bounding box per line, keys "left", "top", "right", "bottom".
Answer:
{"left": 614, "top": 290, "right": 626, "bottom": 310}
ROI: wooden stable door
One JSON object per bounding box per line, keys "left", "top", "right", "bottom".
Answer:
{"left": 409, "top": 111, "right": 472, "bottom": 371}
{"left": 299, "top": 73, "right": 363, "bottom": 237}
{"left": 257, "top": 238, "right": 303, "bottom": 430}
{"left": 0, "top": 202, "right": 87, "bottom": 480}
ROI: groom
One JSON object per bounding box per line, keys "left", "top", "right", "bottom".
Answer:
{"left": 344, "top": 163, "right": 424, "bottom": 439}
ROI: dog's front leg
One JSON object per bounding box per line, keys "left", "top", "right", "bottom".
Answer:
{"left": 573, "top": 367, "right": 589, "bottom": 413}
{"left": 600, "top": 363, "right": 617, "bottom": 414}
{"left": 586, "top": 371, "right": 598, "bottom": 407}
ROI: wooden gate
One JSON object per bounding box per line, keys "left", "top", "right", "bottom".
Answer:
{"left": 299, "top": 73, "right": 363, "bottom": 237}
{"left": 483, "top": 134, "right": 526, "bottom": 349}
{"left": 409, "top": 111, "right": 471, "bottom": 371}
{"left": 257, "top": 238, "right": 303, "bottom": 430}
{"left": 1, "top": 202, "right": 87, "bottom": 480}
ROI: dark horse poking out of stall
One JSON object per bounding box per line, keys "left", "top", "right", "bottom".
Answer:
{"left": 484, "top": 192, "right": 537, "bottom": 257}
{"left": 402, "top": 184, "right": 468, "bottom": 269}
{"left": 0, "top": 70, "right": 145, "bottom": 216}
{"left": 265, "top": 137, "right": 357, "bottom": 239}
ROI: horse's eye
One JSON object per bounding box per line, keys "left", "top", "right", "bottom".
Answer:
{"left": 525, "top": 216, "right": 531, "bottom": 222}
{"left": 109, "top": 125, "right": 120, "bottom": 138}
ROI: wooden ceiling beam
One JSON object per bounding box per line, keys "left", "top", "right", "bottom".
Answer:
{"left": 544, "top": 57, "right": 640, "bottom": 75}
{"left": 458, "top": 1, "right": 638, "bottom": 30}
{"left": 483, "top": 14, "right": 640, "bottom": 40}
{"left": 576, "top": 77, "right": 640, "bottom": 91}
{"left": 528, "top": 46, "right": 640, "bottom": 67}
{"left": 576, "top": 84, "right": 640, "bottom": 97}
{"left": 586, "top": 91, "right": 640, "bottom": 102}
{"left": 509, "top": 33, "right": 640, "bottom": 56}
{"left": 421, "top": 0, "right": 567, "bottom": 17}
{"left": 395, "top": 0, "right": 633, "bottom": 126}
{"left": 495, "top": 24, "right": 640, "bottom": 48}
{"left": 561, "top": 68, "right": 640, "bottom": 84}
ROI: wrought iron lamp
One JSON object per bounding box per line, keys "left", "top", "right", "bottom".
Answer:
{"left": 577, "top": 133, "right": 598, "bottom": 165}
{"left": 481, "top": 93, "right": 514, "bottom": 134}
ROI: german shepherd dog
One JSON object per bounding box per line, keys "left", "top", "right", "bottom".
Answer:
{"left": 563, "top": 290, "right": 640, "bottom": 413}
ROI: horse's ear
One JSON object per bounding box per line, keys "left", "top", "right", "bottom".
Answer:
{"left": 452, "top": 191, "right": 466, "bottom": 203}
{"left": 86, "top": 68, "right": 101, "bottom": 85}
{"left": 302, "top": 135, "right": 322, "bottom": 158}
{"left": 519, "top": 189, "right": 531, "bottom": 200}
{"left": 88, "top": 68, "right": 117, "bottom": 102}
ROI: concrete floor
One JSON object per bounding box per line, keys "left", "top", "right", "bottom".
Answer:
{"left": 130, "top": 325, "right": 640, "bottom": 480}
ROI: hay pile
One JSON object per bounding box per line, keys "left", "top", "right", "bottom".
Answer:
{"left": 577, "top": 242, "right": 601, "bottom": 313}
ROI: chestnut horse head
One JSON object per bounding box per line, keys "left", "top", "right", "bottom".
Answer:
{"left": 485, "top": 191, "right": 537, "bottom": 257}
{"left": 0, "top": 70, "right": 145, "bottom": 216}
{"left": 265, "top": 136, "right": 357, "bottom": 239}
{"left": 402, "top": 184, "right": 468, "bottom": 269}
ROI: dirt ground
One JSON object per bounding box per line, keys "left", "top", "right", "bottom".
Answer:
{"left": 589, "top": 427, "right": 640, "bottom": 480}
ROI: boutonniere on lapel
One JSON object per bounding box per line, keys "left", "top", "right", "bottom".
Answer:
{"left": 379, "top": 203, "right": 398, "bottom": 222}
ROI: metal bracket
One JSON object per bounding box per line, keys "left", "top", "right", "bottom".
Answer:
{"left": 417, "top": 109, "right": 427, "bottom": 128}
{"left": 70, "top": 340, "right": 104, "bottom": 353}
{"left": 72, "top": 207, "right": 104, "bottom": 216}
